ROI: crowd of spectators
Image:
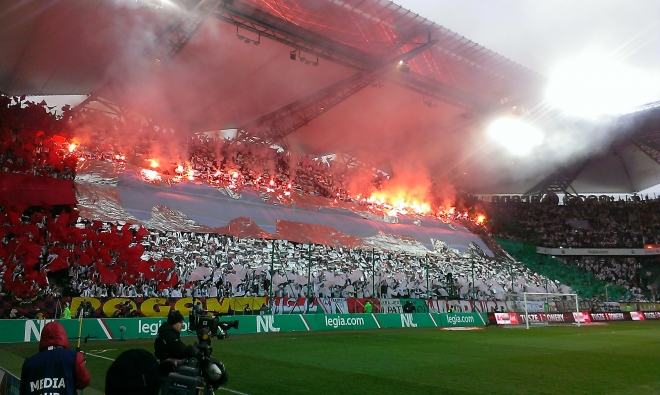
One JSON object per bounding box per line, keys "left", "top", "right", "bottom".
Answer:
{"left": 0, "top": 95, "right": 653, "bottom": 302}
{"left": 0, "top": 201, "right": 557, "bottom": 301}
{"left": 0, "top": 96, "right": 77, "bottom": 179}
{"left": 486, "top": 197, "right": 660, "bottom": 300}
{"left": 485, "top": 196, "right": 660, "bottom": 248}
{"left": 556, "top": 256, "right": 650, "bottom": 300}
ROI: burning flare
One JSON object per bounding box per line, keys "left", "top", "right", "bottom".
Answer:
{"left": 369, "top": 191, "right": 431, "bottom": 216}
{"left": 140, "top": 169, "right": 161, "bottom": 181}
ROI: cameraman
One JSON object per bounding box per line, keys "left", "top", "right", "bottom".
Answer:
{"left": 154, "top": 310, "right": 188, "bottom": 362}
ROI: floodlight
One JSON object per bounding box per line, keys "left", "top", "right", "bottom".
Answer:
{"left": 396, "top": 61, "right": 410, "bottom": 74}
{"left": 487, "top": 117, "right": 544, "bottom": 156}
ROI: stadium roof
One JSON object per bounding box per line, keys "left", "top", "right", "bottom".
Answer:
{"left": 1, "top": 0, "right": 659, "bottom": 196}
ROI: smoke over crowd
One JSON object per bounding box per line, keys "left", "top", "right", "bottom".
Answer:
{"left": 3, "top": 0, "right": 653, "bottom": 200}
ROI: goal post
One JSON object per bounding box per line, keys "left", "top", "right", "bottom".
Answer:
{"left": 522, "top": 292, "right": 580, "bottom": 329}
{"left": 503, "top": 292, "right": 581, "bottom": 329}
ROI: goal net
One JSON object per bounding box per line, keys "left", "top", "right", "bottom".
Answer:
{"left": 506, "top": 292, "right": 582, "bottom": 329}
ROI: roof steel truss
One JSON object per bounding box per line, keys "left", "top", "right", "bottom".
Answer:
{"left": 150, "top": 0, "right": 222, "bottom": 61}
{"left": 247, "top": 39, "right": 439, "bottom": 143}
{"left": 214, "top": 1, "right": 488, "bottom": 113}
{"left": 524, "top": 160, "right": 590, "bottom": 196}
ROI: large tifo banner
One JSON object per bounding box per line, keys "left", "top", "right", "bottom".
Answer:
{"left": 0, "top": 313, "right": 487, "bottom": 343}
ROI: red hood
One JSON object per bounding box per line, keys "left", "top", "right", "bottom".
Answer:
{"left": 39, "top": 322, "right": 70, "bottom": 351}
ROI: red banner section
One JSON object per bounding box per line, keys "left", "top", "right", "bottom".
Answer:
{"left": 0, "top": 172, "right": 77, "bottom": 207}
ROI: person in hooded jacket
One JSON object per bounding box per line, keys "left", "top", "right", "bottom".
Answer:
{"left": 20, "top": 321, "right": 90, "bottom": 395}
{"left": 154, "top": 310, "right": 188, "bottom": 362}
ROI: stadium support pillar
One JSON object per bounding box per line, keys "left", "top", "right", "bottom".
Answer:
{"left": 471, "top": 260, "right": 475, "bottom": 300}
{"left": 575, "top": 293, "right": 581, "bottom": 327}
{"left": 510, "top": 261, "right": 514, "bottom": 293}
{"left": 372, "top": 249, "right": 375, "bottom": 298}
{"left": 306, "top": 244, "right": 312, "bottom": 299}
{"left": 426, "top": 255, "right": 430, "bottom": 300}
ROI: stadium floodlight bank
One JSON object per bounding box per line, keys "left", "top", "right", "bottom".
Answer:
{"left": 508, "top": 292, "right": 581, "bottom": 329}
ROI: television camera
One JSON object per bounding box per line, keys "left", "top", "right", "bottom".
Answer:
{"left": 160, "top": 310, "right": 239, "bottom": 395}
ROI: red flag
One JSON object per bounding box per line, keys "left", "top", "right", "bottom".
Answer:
{"left": 62, "top": 227, "right": 81, "bottom": 243}
{"left": 48, "top": 256, "right": 69, "bottom": 272}
{"left": 137, "top": 260, "right": 157, "bottom": 279}
{"left": 51, "top": 246, "right": 71, "bottom": 259}
{"left": 23, "top": 224, "right": 40, "bottom": 239}
{"left": 36, "top": 270, "right": 48, "bottom": 287}
{"left": 126, "top": 260, "right": 140, "bottom": 276}
{"left": 118, "top": 247, "right": 142, "bottom": 267}
{"left": 97, "top": 264, "right": 119, "bottom": 284}
{"left": 55, "top": 211, "right": 70, "bottom": 226}
{"left": 77, "top": 252, "right": 93, "bottom": 266}
{"left": 157, "top": 272, "right": 178, "bottom": 290}
{"left": 135, "top": 227, "right": 150, "bottom": 240}
{"left": 156, "top": 258, "right": 175, "bottom": 269}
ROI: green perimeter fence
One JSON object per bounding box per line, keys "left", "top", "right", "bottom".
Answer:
{"left": 0, "top": 313, "right": 486, "bottom": 344}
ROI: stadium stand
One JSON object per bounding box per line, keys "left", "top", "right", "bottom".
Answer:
{"left": 0, "top": 95, "right": 657, "bottom": 316}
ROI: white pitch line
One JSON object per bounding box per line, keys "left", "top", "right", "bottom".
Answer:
{"left": 85, "top": 352, "right": 115, "bottom": 361}
{"left": 219, "top": 388, "right": 252, "bottom": 395}
{"left": 83, "top": 353, "right": 252, "bottom": 395}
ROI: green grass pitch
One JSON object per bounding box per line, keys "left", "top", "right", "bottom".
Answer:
{"left": 2, "top": 322, "right": 660, "bottom": 395}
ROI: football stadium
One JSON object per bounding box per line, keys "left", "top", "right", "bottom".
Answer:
{"left": 1, "top": 1, "right": 660, "bottom": 394}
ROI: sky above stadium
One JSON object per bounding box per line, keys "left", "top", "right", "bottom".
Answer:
{"left": 393, "top": 0, "right": 660, "bottom": 79}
